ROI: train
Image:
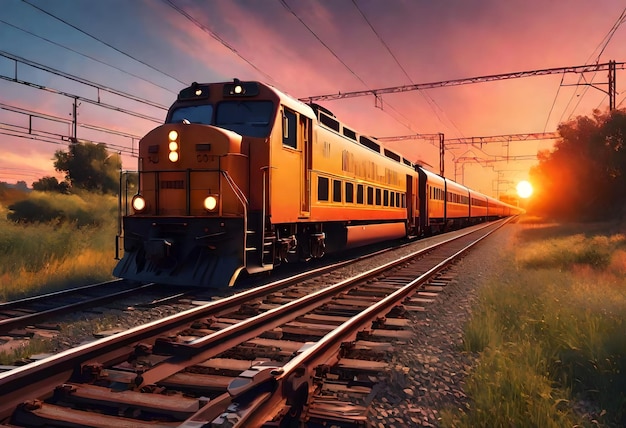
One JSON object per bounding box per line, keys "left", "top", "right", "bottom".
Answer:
{"left": 113, "top": 79, "right": 522, "bottom": 288}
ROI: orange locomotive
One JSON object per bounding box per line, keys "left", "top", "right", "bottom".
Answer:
{"left": 114, "top": 80, "right": 521, "bottom": 287}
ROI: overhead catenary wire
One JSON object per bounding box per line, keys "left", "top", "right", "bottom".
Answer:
{"left": 555, "top": 7, "right": 626, "bottom": 123}
{"left": 162, "top": 0, "right": 278, "bottom": 86}
{"left": 0, "top": 51, "right": 169, "bottom": 113}
{"left": 280, "top": 0, "right": 420, "bottom": 135}
{"left": 350, "top": 0, "right": 465, "bottom": 139}
{"left": 0, "top": 18, "right": 178, "bottom": 95}
{"left": 21, "top": 0, "right": 189, "bottom": 87}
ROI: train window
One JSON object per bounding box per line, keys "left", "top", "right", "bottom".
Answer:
{"left": 345, "top": 182, "right": 354, "bottom": 203}
{"left": 367, "top": 187, "right": 374, "bottom": 205}
{"left": 333, "top": 179, "right": 342, "bottom": 202}
{"left": 216, "top": 100, "right": 273, "bottom": 138}
{"left": 383, "top": 149, "right": 401, "bottom": 163}
{"left": 401, "top": 193, "right": 406, "bottom": 208}
{"left": 357, "top": 184, "right": 364, "bottom": 204}
{"left": 169, "top": 105, "right": 214, "bottom": 125}
{"left": 343, "top": 127, "right": 357, "bottom": 140}
{"left": 376, "top": 188, "right": 382, "bottom": 206}
{"left": 318, "top": 176, "right": 329, "bottom": 201}
{"left": 282, "top": 108, "right": 297, "bottom": 149}
{"left": 396, "top": 192, "right": 400, "bottom": 207}
{"left": 384, "top": 190, "right": 389, "bottom": 206}
{"left": 390, "top": 191, "right": 395, "bottom": 207}
{"left": 359, "top": 136, "right": 380, "bottom": 152}
{"left": 320, "top": 113, "right": 340, "bottom": 131}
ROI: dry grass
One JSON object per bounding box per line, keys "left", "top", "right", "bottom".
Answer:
{"left": 441, "top": 220, "right": 626, "bottom": 427}
{"left": 0, "top": 192, "right": 118, "bottom": 300}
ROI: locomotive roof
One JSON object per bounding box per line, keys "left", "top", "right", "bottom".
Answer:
{"left": 255, "top": 81, "right": 317, "bottom": 121}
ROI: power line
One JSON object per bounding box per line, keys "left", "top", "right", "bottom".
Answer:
{"left": 280, "top": 0, "right": 420, "bottom": 134}
{"left": 162, "top": 0, "right": 277, "bottom": 85}
{"left": 21, "top": 0, "right": 188, "bottom": 86}
{"left": 280, "top": 0, "right": 368, "bottom": 89}
{"left": 0, "top": 18, "right": 177, "bottom": 95}
{"left": 350, "top": 0, "right": 465, "bottom": 138}
{"left": 0, "top": 103, "right": 142, "bottom": 156}
{"left": 0, "top": 51, "right": 169, "bottom": 112}
{"left": 557, "top": 7, "right": 626, "bottom": 122}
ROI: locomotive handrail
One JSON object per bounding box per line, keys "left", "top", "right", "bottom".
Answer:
{"left": 221, "top": 170, "right": 249, "bottom": 207}
{"left": 221, "top": 169, "right": 250, "bottom": 267}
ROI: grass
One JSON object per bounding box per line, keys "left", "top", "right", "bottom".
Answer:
{"left": 441, "top": 219, "right": 626, "bottom": 427}
{"left": 0, "top": 191, "right": 119, "bottom": 300}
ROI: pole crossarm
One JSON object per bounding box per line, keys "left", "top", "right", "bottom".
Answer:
{"left": 456, "top": 155, "right": 538, "bottom": 164}
{"left": 301, "top": 61, "right": 624, "bottom": 102}
{"left": 378, "top": 131, "right": 559, "bottom": 144}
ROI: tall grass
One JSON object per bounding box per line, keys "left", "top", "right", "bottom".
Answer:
{"left": 0, "top": 191, "right": 119, "bottom": 300}
{"left": 441, "top": 223, "right": 626, "bottom": 427}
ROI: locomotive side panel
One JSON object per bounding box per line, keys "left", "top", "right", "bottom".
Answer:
{"left": 308, "top": 125, "right": 410, "bottom": 222}
{"left": 445, "top": 179, "right": 471, "bottom": 228}
{"left": 267, "top": 106, "right": 306, "bottom": 224}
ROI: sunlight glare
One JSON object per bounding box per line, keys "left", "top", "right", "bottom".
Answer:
{"left": 517, "top": 180, "right": 533, "bottom": 199}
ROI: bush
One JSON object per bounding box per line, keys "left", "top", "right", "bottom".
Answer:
{"left": 7, "top": 191, "right": 116, "bottom": 227}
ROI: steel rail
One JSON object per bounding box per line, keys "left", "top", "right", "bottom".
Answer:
{"left": 0, "top": 219, "right": 511, "bottom": 423}
{"left": 222, "top": 219, "right": 510, "bottom": 426}
{"left": 0, "top": 281, "right": 155, "bottom": 333}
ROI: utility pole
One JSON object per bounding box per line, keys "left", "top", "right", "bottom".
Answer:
{"left": 71, "top": 97, "right": 78, "bottom": 143}
{"left": 609, "top": 60, "right": 616, "bottom": 110}
{"left": 439, "top": 133, "right": 445, "bottom": 176}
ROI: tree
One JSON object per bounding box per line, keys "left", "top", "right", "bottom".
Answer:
{"left": 529, "top": 109, "right": 626, "bottom": 221}
{"left": 32, "top": 176, "right": 70, "bottom": 193}
{"left": 54, "top": 142, "right": 121, "bottom": 194}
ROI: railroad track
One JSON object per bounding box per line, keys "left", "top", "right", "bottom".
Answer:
{"left": 0, "top": 280, "right": 158, "bottom": 334}
{"left": 0, "top": 281, "right": 205, "bottom": 366}
{"left": 0, "top": 223, "right": 481, "bottom": 368}
{"left": 0, "top": 219, "right": 512, "bottom": 426}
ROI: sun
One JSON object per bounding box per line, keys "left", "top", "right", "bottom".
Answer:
{"left": 516, "top": 180, "right": 533, "bottom": 199}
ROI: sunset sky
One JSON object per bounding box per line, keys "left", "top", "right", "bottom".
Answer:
{"left": 1, "top": 0, "right": 625, "bottom": 197}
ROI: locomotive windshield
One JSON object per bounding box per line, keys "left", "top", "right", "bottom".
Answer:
{"left": 216, "top": 101, "right": 273, "bottom": 138}
{"left": 170, "top": 105, "right": 213, "bottom": 124}
{"left": 168, "top": 100, "right": 274, "bottom": 138}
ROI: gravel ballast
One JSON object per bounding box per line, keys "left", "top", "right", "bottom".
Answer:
{"left": 365, "top": 222, "right": 518, "bottom": 427}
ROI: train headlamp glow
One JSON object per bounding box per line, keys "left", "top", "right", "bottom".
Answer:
{"left": 168, "top": 129, "right": 180, "bottom": 162}
{"left": 195, "top": 89, "right": 202, "bottom": 96}
{"left": 204, "top": 195, "right": 218, "bottom": 211}
{"left": 132, "top": 195, "right": 146, "bottom": 212}
{"left": 234, "top": 85, "right": 243, "bottom": 94}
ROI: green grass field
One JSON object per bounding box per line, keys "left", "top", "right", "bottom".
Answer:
{"left": 0, "top": 191, "right": 118, "bottom": 301}
{"left": 442, "top": 218, "right": 626, "bottom": 427}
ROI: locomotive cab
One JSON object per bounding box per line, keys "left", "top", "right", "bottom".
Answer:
{"left": 114, "top": 80, "right": 321, "bottom": 287}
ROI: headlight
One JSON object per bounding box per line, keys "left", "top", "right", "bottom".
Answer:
{"left": 132, "top": 195, "right": 146, "bottom": 212}
{"left": 168, "top": 129, "right": 179, "bottom": 162}
{"left": 204, "top": 195, "right": 218, "bottom": 211}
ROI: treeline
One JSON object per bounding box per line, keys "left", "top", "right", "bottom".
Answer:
{"left": 529, "top": 109, "right": 626, "bottom": 221}
{"left": 32, "top": 143, "right": 122, "bottom": 194}
{"left": 4, "top": 142, "right": 134, "bottom": 225}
